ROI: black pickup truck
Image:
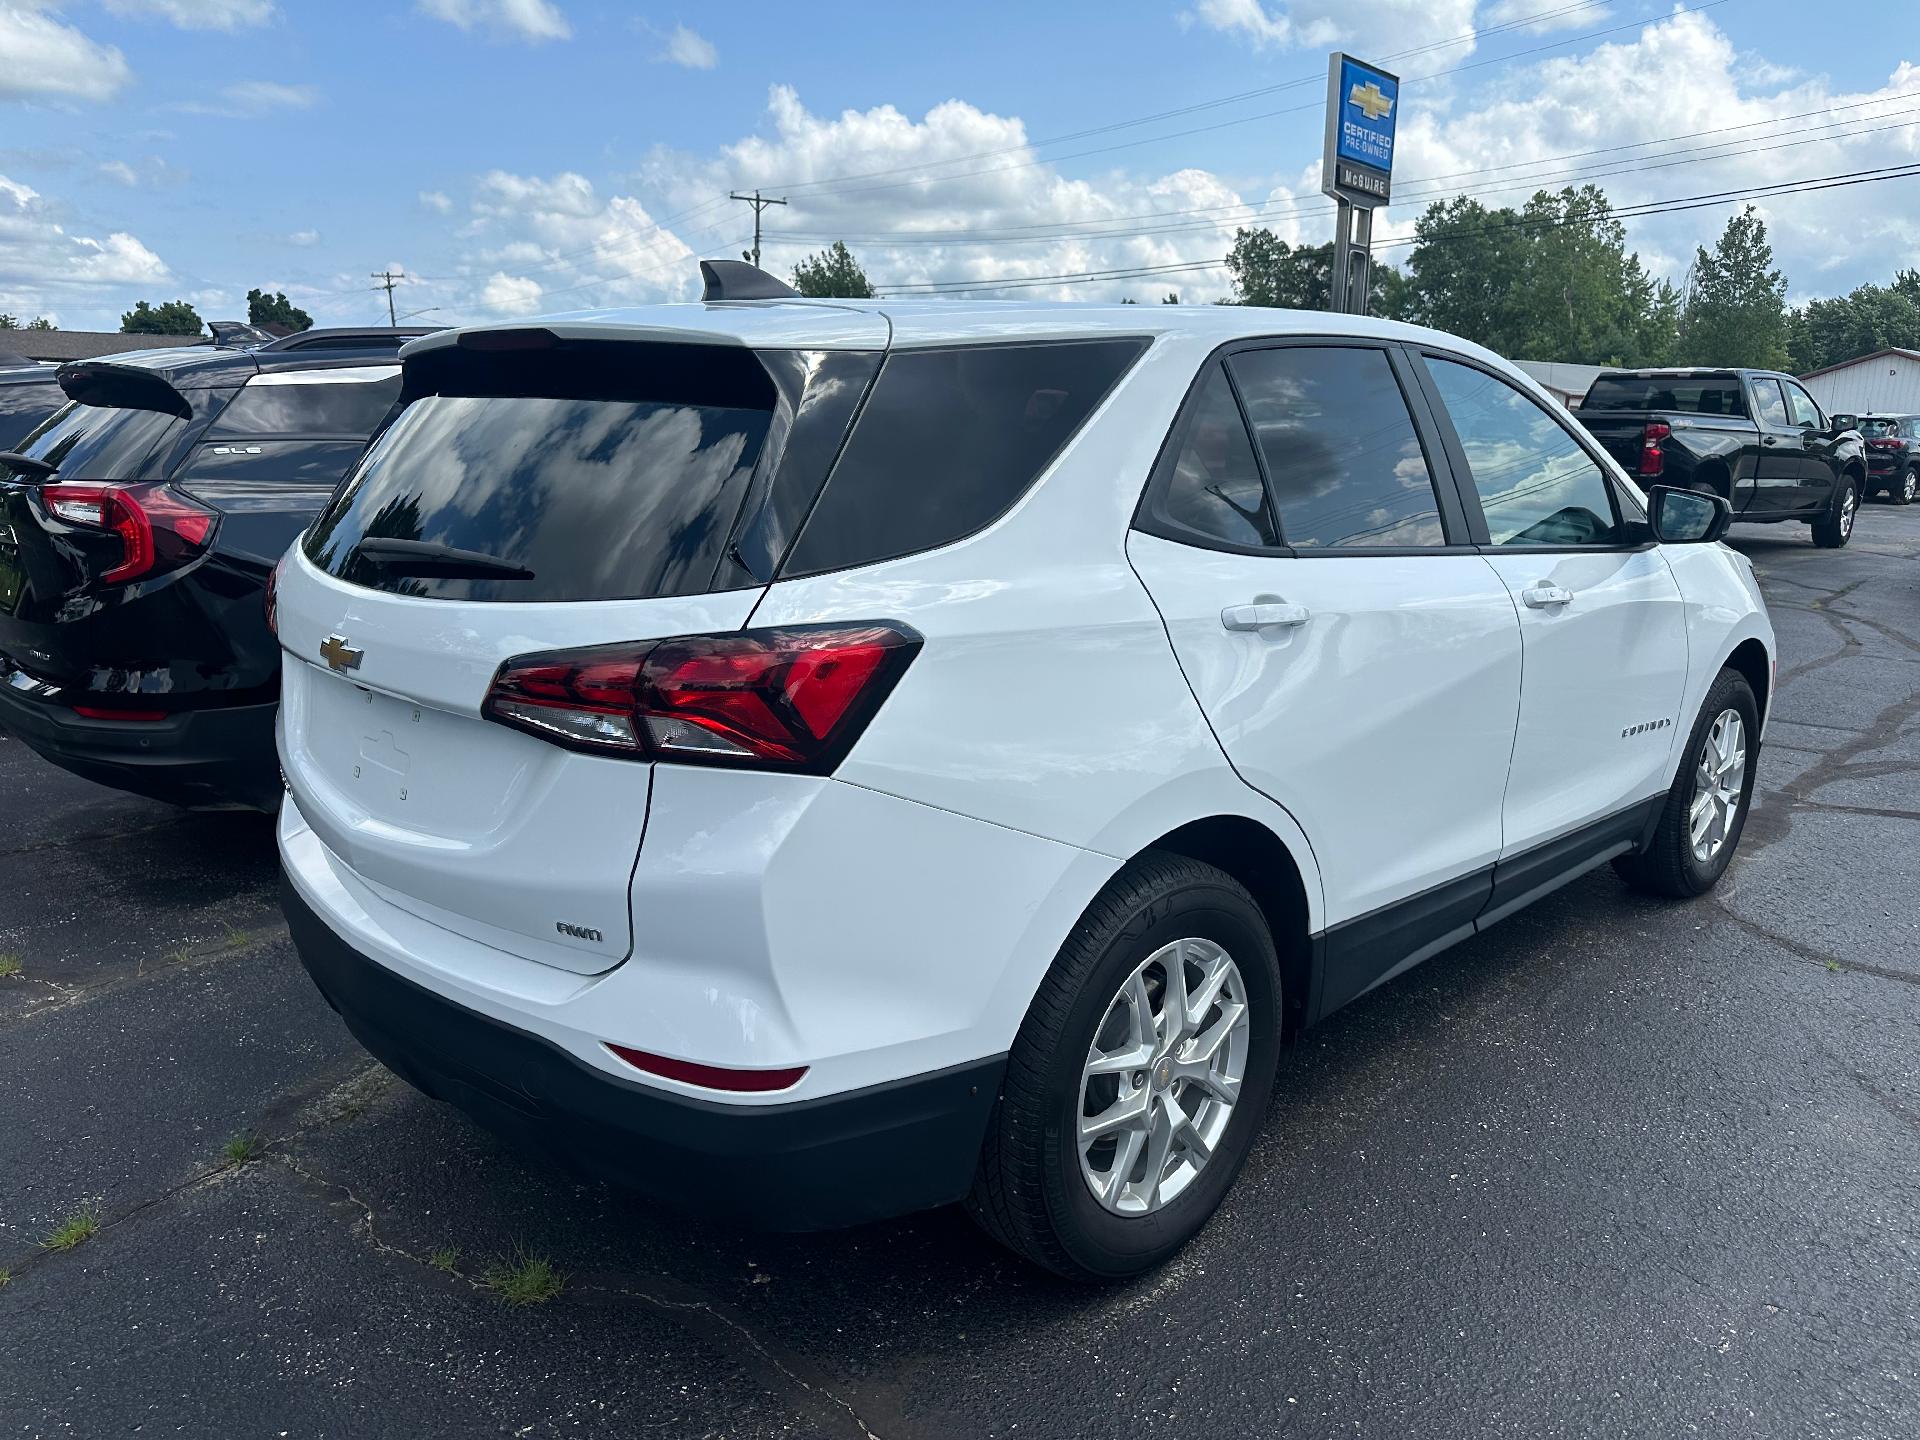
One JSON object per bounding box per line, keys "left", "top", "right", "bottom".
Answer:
{"left": 1574, "top": 368, "right": 1867, "bottom": 548}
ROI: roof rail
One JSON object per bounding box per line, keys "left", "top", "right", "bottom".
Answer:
{"left": 699, "top": 259, "right": 800, "bottom": 303}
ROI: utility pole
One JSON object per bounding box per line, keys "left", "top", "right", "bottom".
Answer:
{"left": 371, "top": 270, "right": 404, "bottom": 325}
{"left": 728, "top": 190, "right": 787, "bottom": 269}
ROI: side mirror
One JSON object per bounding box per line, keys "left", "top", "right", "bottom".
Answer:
{"left": 1648, "top": 485, "right": 1731, "bottom": 544}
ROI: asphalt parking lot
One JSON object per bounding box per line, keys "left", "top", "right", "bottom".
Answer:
{"left": 2, "top": 507, "right": 1916, "bottom": 1440}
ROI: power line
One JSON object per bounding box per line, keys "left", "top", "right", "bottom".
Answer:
{"left": 876, "top": 161, "right": 1920, "bottom": 294}
{"left": 728, "top": 190, "right": 788, "bottom": 268}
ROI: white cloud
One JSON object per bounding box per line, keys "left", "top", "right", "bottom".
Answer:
{"left": 1481, "top": 0, "right": 1608, "bottom": 33}
{"left": 0, "top": 171, "right": 172, "bottom": 322}
{"left": 479, "top": 272, "right": 544, "bottom": 313}
{"left": 287, "top": 228, "right": 320, "bottom": 246}
{"left": 418, "top": 189, "right": 453, "bottom": 213}
{"left": 103, "top": 0, "right": 276, "bottom": 30}
{"left": 176, "top": 78, "right": 319, "bottom": 115}
{"left": 653, "top": 22, "right": 716, "bottom": 70}
{"left": 0, "top": 4, "right": 133, "bottom": 103}
{"left": 418, "top": 0, "right": 569, "bottom": 42}
{"left": 1182, "top": 0, "right": 1477, "bottom": 60}
{"left": 99, "top": 159, "right": 139, "bottom": 185}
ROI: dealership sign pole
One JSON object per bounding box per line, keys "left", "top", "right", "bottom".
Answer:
{"left": 1323, "top": 53, "right": 1398, "bottom": 314}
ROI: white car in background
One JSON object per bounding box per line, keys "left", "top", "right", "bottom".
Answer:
{"left": 273, "top": 265, "right": 1773, "bottom": 1280}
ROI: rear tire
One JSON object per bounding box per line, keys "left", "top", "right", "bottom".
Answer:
{"left": 1892, "top": 467, "right": 1918, "bottom": 506}
{"left": 966, "top": 853, "right": 1283, "bottom": 1280}
{"left": 1811, "top": 476, "right": 1857, "bottom": 548}
{"left": 1613, "top": 668, "right": 1759, "bottom": 898}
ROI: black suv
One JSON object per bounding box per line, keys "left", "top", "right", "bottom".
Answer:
{"left": 1575, "top": 368, "right": 1867, "bottom": 546}
{"left": 0, "top": 328, "right": 430, "bottom": 808}
{"left": 1853, "top": 414, "right": 1920, "bottom": 504}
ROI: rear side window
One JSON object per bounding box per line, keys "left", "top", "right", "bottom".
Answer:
{"left": 1751, "top": 379, "right": 1789, "bottom": 426}
{"left": 1583, "top": 375, "right": 1747, "bottom": 417}
{"left": 1154, "top": 364, "right": 1276, "bottom": 548}
{"left": 1228, "top": 346, "right": 1446, "bottom": 548}
{"left": 781, "top": 338, "right": 1145, "bottom": 577}
{"left": 305, "top": 342, "right": 776, "bottom": 603}
{"left": 0, "top": 379, "right": 64, "bottom": 450}
{"left": 210, "top": 368, "right": 401, "bottom": 437}
{"left": 8, "top": 402, "right": 185, "bottom": 481}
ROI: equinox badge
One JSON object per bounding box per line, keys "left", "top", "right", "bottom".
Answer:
{"left": 319, "top": 634, "right": 364, "bottom": 673}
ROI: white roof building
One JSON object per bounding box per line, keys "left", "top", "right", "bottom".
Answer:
{"left": 1799, "top": 348, "right": 1920, "bottom": 417}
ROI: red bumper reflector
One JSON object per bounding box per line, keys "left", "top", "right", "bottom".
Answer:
{"left": 72, "top": 706, "right": 167, "bottom": 722}
{"left": 605, "top": 1043, "right": 807, "bottom": 1093}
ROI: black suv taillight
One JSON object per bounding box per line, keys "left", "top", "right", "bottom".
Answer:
{"left": 482, "top": 623, "right": 922, "bottom": 773}
{"left": 40, "top": 482, "right": 217, "bottom": 585}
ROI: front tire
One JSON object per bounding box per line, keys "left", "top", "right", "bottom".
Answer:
{"left": 1613, "top": 668, "right": 1759, "bottom": 898}
{"left": 966, "top": 853, "right": 1283, "bottom": 1280}
{"left": 1811, "top": 477, "right": 1858, "bottom": 547}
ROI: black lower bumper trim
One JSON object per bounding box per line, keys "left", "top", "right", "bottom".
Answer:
{"left": 281, "top": 873, "right": 1006, "bottom": 1231}
{"left": 0, "top": 684, "right": 279, "bottom": 809}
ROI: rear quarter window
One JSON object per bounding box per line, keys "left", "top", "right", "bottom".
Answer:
{"left": 780, "top": 338, "right": 1146, "bottom": 577}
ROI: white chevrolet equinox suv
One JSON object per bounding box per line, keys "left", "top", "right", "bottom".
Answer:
{"left": 274, "top": 264, "right": 1773, "bottom": 1279}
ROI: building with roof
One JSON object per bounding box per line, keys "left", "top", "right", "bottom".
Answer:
{"left": 4, "top": 329, "right": 203, "bottom": 364}
{"left": 1799, "top": 348, "right": 1920, "bottom": 418}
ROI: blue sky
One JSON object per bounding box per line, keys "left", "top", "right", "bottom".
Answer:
{"left": 3, "top": 0, "right": 1918, "bottom": 331}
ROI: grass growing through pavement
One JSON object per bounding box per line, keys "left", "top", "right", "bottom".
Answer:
{"left": 429, "top": 1247, "right": 461, "bottom": 1273}
{"left": 222, "top": 1133, "right": 260, "bottom": 1163}
{"left": 484, "top": 1248, "right": 564, "bottom": 1306}
{"left": 0, "top": 1268, "right": 11, "bottom": 1288}
{"left": 40, "top": 1209, "right": 101, "bottom": 1252}
{"left": 0, "top": 954, "right": 22, "bottom": 978}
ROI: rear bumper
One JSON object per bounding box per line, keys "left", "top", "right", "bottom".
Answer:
{"left": 282, "top": 873, "right": 1006, "bottom": 1230}
{"left": 0, "top": 680, "right": 279, "bottom": 808}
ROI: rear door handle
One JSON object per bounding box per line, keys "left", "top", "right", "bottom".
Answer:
{"left": 1221, "top": 601, "right": 1311, "bottom": 632}
{"left": 1521, "top": 584, "right": 1574, "bottom": 609}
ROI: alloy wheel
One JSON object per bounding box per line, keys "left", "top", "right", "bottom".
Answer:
{"left": 1689, "top": 708, "right": 1748, "bottom": 865}
{"left": 1077, "top": 937, "right": 1250, "bottom": 1216}
{"left": 1904, "top": 471, "right": 1918, "bottom": 503}
{"left": 1841, "top": 486, "right": 1857, "bottom": 537}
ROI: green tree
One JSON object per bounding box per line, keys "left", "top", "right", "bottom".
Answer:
{"left": 0, "top": 314, "right": 53, "bottom": 330}
{"left": 1224, "top": 229, "right": 1332, "bottom": 310}
{"left": 790, "top": 241, "right": 875, "bottom": 299}
{"left": 119, "top": 300, "right": 205, "bottom": 336}
{"left": 247, "top": 287, "right": 313, "bottom": 332}
{"left": 1681, "top": 206, "right": 1789, "bottom": 369}
{"left": 1786, "top": 282, "right": 1920, "bottom": 373}
{"left": 1401, "top": 197, "right": 1531, "bottom": 351}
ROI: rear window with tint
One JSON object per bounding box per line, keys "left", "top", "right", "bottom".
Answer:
{"left": 7, "top": 402, "right": 185, "bottom": 481}
{"left": 1582, "top": 375, "right": 1747, "bottom": 417}
{"left": 781, "top": 338, "right": 1146, "bottom": 577}
{"left": 0, "top": 378, "right": 65, "bottom": 450}
{"left": 304, "top": 343, "right": 775, "bottom": 603}
{"left": 211, "top": 368, "right": 401, "bottom": 437}
{"left": 1859, "top": 418, "right": 1900, "bottom": 437}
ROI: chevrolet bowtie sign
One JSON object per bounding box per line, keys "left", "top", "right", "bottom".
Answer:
{"left": 1322, "top": 53, "right": 1398, "bottom": 209}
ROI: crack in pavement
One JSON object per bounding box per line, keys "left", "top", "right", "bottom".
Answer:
{"left": 0, "top": 922, "right": 290, "bottom": 1028}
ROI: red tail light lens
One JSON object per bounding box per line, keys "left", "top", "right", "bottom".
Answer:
{"left": 604, "top": 1043, "right": 806, "bottom": 1093}
{"left": 1639, "top": 421, "right": 1670, "bottom": 477}
{"left": 72, "top": 706, "right": 168, "bottom": 722}
{"left": 483, "top": 622, "right": 922, "bottom": 772}
{"left": 40, "top": 483, "right": 217, "bottom": 585}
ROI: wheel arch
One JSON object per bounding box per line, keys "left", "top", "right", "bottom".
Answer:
{"left": 1724, "top": 636, "right": 1772, "bottom": 730}
{"left": 1137, "top": 815, "right": 1315, "bottom": 1035}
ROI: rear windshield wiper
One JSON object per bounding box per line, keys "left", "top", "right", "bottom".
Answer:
{"left": 352, "top": 536, "right": 534, "bottom": 580}
{"left": 0, "top": 451, "right": 57, "bottom": 480}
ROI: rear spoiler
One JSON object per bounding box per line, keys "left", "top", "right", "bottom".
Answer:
{"left": 209, "top": 320, "right": 278, "bottom": 349}
{"left": 56, "top": 361, "right": 194, "bottom": 418}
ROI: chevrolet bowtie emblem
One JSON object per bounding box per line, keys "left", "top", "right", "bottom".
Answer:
{"left": 319, "top": 634, "right": 364, "bottom": 673}
{"left": 1349, "top": 80, "right": 1394, "bottom": 122}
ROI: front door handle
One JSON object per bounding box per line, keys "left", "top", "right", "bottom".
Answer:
{"left": 1521, "top": 584, "right": 1574, "bottom": 609}
{"left": 1221, "top": 601, "right": 1311, "bottom": 632}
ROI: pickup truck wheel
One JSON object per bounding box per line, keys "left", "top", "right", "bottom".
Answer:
{"left": 1811, "top": 478, "right": 1857, "bottom": 547}
{"left": 966, "top": 853, "right": 1283, "bottom": 1280}
{"left": 1613, "top": 668, "right": 1760, "bottom": 898}
{"left": 1893, "top": 467, "right": 1918, "bottom": 506}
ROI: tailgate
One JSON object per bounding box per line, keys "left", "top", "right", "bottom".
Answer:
{"left": 276, "top": 551, "right": 762, "bottom": 974}
{"left": 1576, "top": 414, "right": 1650, "bottom": 470}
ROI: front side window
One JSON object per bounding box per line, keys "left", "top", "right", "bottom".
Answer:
{"left": 1782, "top": 381, "right": 1822, "bottom": 429}
{"left": 1751, "top": 378, "right": 1789, "bottom": 426}
{"left": 1426, "top": 357, "right": 1622, "bottom": 548}
{"left": 1154, "top": 364, "right": 1276, "bottom": 548}
{"left": 1228, "top": 346, "right": 1446, "bottom": 548}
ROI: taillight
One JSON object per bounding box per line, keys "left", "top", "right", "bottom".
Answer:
{"left": 1639, "top": 421, "right": 1670, "bottom": 477}
{"left": 39, "top": 483, "right": 217, "bottom": 585}
{"left": 483, "top": 622, "right": 922, "bottom": 772}
{"left": 604, "top": 1043, "right": 806, "bottom": 1093}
